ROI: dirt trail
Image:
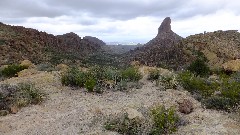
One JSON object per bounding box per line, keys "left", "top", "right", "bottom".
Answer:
{"left": 0, "top": 70, "right": 239, "bottom": 135}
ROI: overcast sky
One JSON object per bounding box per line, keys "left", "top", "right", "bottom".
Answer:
{"left": 1, "top": 0, "right": 240, "bottom": 43}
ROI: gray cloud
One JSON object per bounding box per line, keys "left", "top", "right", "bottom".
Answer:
{"left": 0, "top": 0, "right": 237, "bottom": 23}
{"left": 1, "top": 0, "right": 240, "bottom": 42}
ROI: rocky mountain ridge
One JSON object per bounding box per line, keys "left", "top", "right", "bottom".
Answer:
{"left": 0, "top": 23, "right": 104, "bottom": 65}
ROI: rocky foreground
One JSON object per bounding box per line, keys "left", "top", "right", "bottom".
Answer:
{"left": 0, "top": 67, "right": 239, "bottom": 135}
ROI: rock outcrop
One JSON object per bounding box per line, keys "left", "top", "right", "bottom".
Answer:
{"left": 158, "top": 17, "right": 172, "bottom": 34}
{"left": 122, "top": 17, "right": 186, "bottom": 70}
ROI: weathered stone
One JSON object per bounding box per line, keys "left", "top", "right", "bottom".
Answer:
{"left": 125, "top": 108, "right": 144, "bottom": 120}
{"left": 10, "top": 105, "right": 19, "bottom": 114}
{"left": 20, "top": 60, "right": 33, "bottom": 67}
{"left": 158, "top": 17, "right": 172, "bottom": 33}
{"left": 178, "top": 99, "right": 194, "bottom": 114}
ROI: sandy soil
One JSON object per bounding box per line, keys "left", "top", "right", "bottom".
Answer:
{"left": 0, "top": 70, "right": 239, "bottom": 135}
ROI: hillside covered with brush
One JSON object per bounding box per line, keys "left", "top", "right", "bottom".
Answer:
{"left": 0, "top": 23, "right": 104, "bottom": 65}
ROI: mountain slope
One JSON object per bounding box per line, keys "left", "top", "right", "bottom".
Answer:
{"left": 180, "top": 30, "right": 240, "bottom": 69}
{"left": 0, "top": 23, "right": 104, "bottom": 65}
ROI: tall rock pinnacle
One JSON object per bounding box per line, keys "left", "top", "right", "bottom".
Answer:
{"left": 158, "top": 17, "right": 172, "bottom": 34}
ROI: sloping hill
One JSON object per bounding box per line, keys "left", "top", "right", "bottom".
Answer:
{"left": 0, "top": 23, "right": 104, "bottom": 65}
{"left": 180, "top": 30, "right": 240, "bottom": 69}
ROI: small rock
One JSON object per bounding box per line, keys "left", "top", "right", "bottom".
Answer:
{"left": 178, "top": 99, "right": 194, "bottom": 114}
{"left": 125, "top": 108, "right": 144, "bottom": 120}
{"left": 10, "top": 105, "right": 19, "bottom": 114}
{"left": 20, "top": 60, "right": 33, "bottom": 67}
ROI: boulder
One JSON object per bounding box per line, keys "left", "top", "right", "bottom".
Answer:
{"left": 20, "top": 60, "right": 33, "bottom": 68}
{"left": 178, "top": 99, "right": 194, "bottom": 114}
{"left": 125, "top": 108, "right": 144, "bottom": 120}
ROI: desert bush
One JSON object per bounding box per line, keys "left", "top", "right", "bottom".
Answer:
{"left": 202, "top": 96, "right": 236, "bottom": 111}
{"left": 14, "top": 83, "right": 45, "bottom": 106}
{"left": 36, "top": 63, "right": 55, "bottom": 72}
{"left": 87, "top": 66, "right": 105, "bottom": 80}
{"left": 150, "top": 105, "right": 180, "bottom": 135}
{"left": 103, "top": 67, "right": 121, "bottom": 82}
{"left": 84, "top": 77, "right": 97, "bottom": 92}
{"left": 231, "top": 72, "right": 240, "bottom": 83}
{"left": 178, "top": 71, "right": 240, "bottom": 111}
{"left": 188, "top": 58, "right": 210, "bottom": 77}
{"left": 0, "top": 83, "right": 45, "bottom": 114}
{"left": 148, "top": 69, "right": 160, "bottom": 81}
{"left": 104, "top": 114, "right": 143, "bottom": 135}
{"left": 61, "top": 68, "right": 87, "bottom": 87}
{"left": 116, "top": 80, "right": 128, "bottom": 91}
{"left": 220, "top": 78, "right": 240, "bottom": 103}
{"left": 178, "top": 71, "right": 217, "bottom": 98}
{"left": 104, "top": 105, "right": 181, "bottom": 135}
{"left": 121, "top": 67, "right": 142, "bottom": 82}
{"left": 157, "top": 75, "right": 178, "bottom": 89}
{"left": 1, "top": 64, "right": 28, "bottom": 77}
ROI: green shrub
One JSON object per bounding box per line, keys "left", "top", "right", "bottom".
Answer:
{"left": 103, "top": 67, "right": 121, "bottom": 82}
{"left": 178, "top": 71, "right": 240, "bottom": 111}
{"left": 61, "top": 68, "right": 87, "bottom": 87}
{"left": 150, "top": 105, "right": 180, "bottom": 134}
{"left": 116, "top": 80, "right": 128, "bottom": 91}
{"left": 0, "top": 83, "right": 45, "bottom": 114}
{"left": 157, "top": 75, "right": 178, "bottom": 89}
{"left": 15, "top": 83, "right": 45, "bottom": 106}
{"left": 202, "top": 96, "right": 236, "bottom": 111}
{"left": 87, "top": 66, "right": 107, "bottom": 81}
{"left": 148, "top": 69, "right": 160, "bottom": 81}
{"left": 104, "top": 114, "right": 143, "bottom": 135}
{"left": 220, "top": 78, "right": 240, "bottom": 103}
{"left": 178, "top": 71, "right": 217, "bottom": 98}
{"left": 121, "top": 67, "right": 142, "bottom": 82}
{"left": 1, "top": 64, "right": 28, "bottom": 77}
{"left": 84, "top": 77, "right": 97, "bottom": 92}
{"left": 188, "top": 58, "right": 210, "bottom": 77}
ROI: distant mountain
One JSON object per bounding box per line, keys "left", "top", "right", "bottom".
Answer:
{"left": 102, "top": 44, "right": 142, "bottom": 54}
{"left": 0, "top": 23, "right": 105, "bottom": 65}
{"left": 122, "top": 17, "right": 240, "bottom": 70}
{"left": 83, "top": 36, "right": 106, "bottom": 46}
{"left": 106, "top": 42, "right": 142, "bottom": 46}
{"left": 122, "top": 17, "right": 187, "bottom": 70}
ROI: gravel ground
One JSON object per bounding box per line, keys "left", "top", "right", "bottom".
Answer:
{"left": 0, "top": 69, "right": 239, "bottom": 135}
